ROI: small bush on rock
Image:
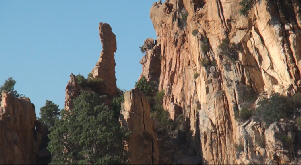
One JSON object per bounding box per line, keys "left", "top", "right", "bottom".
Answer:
{"left": 135, "top": 76, "right": 153, "bottom": 96}
{"left": 218, "top": 38, "right": 240, "bottom": 62}
{"left": 255, "top": 93, "right": 294, "bottom": 127}
{"left": 239, "top": 0, "right": 255, "bottom": 16}
{"left": 192, "top": 29, "right": 199, "bottom": 36}
{"left": 194, "top": 72, "right": 200, "bottom": 79}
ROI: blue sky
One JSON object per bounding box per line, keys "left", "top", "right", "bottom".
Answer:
{"left": 0, "top": 1, "right": 158, "bottom": 117}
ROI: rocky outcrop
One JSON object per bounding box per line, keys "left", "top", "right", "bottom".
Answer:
{"left": 147, "top": 0, "right": 301, "bottom": 164}
{"left": 119, "top": 89, "right": 159, "bottom": 164}
{"left": 139, "top": 38, "right": 161, "bottom": 83}
{"left": 0, "top": 92, "right": 39, "bottom": 164}
{"left": 65, "top": 73, "right": 80, "bottom": 111}
{"left": 91, "top": 22, "right": 118, "bottom": 98}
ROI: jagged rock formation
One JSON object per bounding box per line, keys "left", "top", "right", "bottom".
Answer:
{"left": 119, "top": 89, "right": 159, "bottom": 164}
{"left": 139, "top": 38, "right": 161, "bottom": 83}
{"left": 65, "top": 73, "right": 80, "bottom": 111}
{"left": 91, "top": 22, "right": 118, "bottom": 98}
{"left": 144, "top": 0, "right": 301, "bottom": 164}
{"left": 0, "top": 92, "right": 48, "bottom": 164}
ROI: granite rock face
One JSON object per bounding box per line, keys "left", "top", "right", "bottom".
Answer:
{"left": 119, "top": 89, "right": 159, "bottom": 164}
{"left": 91, "top": 22, "right": 118, "bottom": 98}
{"left": 0, "top": 92, "right": 42, "bottom": 164}
{"left": 146, "top": 0, "right": 301, "bottom": 164}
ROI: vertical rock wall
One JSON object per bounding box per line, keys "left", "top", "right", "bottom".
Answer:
{"left": 148, "top": 0, "right": 301, "bottom": 164}
{"left": 0, "top": 92, "right": 40, "bottom": 164}
{"left": 119, "top": 89, "right": 159, "bottom": 164}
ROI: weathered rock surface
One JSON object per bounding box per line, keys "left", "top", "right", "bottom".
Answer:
{"left": 146, "top": 0, "right": 301, "bottom": 164}
{"left": 139, "top": 38, "right": 161, "bottom": 83}
{"left": 0, "top": 92, "right": 41, "bottom": 164}
{"left": 65, "top": 73, "right": 80, "bottom": 111}
{"left": 119, "top": 89, "right": 159, "bottom": 164}
{"left": 91, "top": 22, "right": 118, "bottom": 98}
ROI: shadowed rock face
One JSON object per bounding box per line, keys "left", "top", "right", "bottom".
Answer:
{"left": 147, "top": 0, "right": 301, "bottom": 164}
{"left": 91, "top": 22, "right": 117, "bottom": 98}
{"left": 119, "top": 89, "right": 159, "bottom": 164}
{"left": 0, "top": 92, "right": 47, "bottom": 164}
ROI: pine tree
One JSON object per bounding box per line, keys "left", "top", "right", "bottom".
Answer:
{"left": 39, "top": 100, "right": 60, "bottom": 128}
{"left": 48, "top": 91, "right": 129, "bottom": 164}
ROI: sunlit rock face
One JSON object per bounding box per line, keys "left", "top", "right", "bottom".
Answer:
{"left": 91, "top": 22, "right": 118, "bottom": 99}
{"left": 0, "top": 92, "right": 46, "bottom": 164}
{"left": 147, "top": 0, "right": 301, "bottom": 164}
{"left": 119, "top": 88, "right": 159, "bottom": 164}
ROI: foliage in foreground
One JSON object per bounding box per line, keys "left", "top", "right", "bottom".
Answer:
{"left": 48, "top": 91, "right": 129, "bottom": 164}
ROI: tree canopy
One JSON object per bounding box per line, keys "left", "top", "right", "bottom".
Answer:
{"left": 39, "top": 100, "right": 61, "bottom": 128}
{"left": 48, "top": 91, "right": 129, "bottom": 164}
{"left": 0, "top": 77, "right": 22, "bottom": 97}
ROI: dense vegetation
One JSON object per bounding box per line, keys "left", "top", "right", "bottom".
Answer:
{"left": 135, "top": 76, "right": 154, "bottom": 96}
{"left": 48, "top": 91, "right": 129, "bottom": 164}
{"left": 235, "top": 92, "right": 301, "bottom": 127}
{"left": 255, "top": 93, "right": 301, "bottom": 126}
{"left": 75, "top": 74, "right": 104, "bottom": 92}
{"left": 39, "top": 100, "right": 61, "bottom": 128}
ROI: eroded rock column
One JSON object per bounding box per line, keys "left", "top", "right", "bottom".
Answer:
{"left": 91, "top": 22, "right": 117, "bottom": 98}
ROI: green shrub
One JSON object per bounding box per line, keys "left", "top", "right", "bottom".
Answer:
{"left": 255, "top": 135, "right": 265, "bottom": 148}
{"left": 181, "top": 10, "right": 188, "bottom": 22}
{"left": 154, "top": 90, "right": 165, "bottom": 106}
{"left": 240, "top": 107, "right": 253, "bottom": 121}
{"left": 87, "top": 72, "right": 93, "bottom": 79}
{"left": 211, "top": 59, "right": 217, "bottom": 66}
{"left": 218, "top": 38, "right": 239, "bottom": 62}
{"left": 135, "top": 76, "right": 153, "bottom": 96}
{"left": 239, "top": 0, "right": 255, "bottom": 16}
{"left": 255, "top": 93, "right": 294, "bottom": 127}
{"left": 194, "top": 72, "right": 200, "bottom": 79}
{"left": 151, "top": 90, "right": 174, "bottom": 131}
{"left": 201, "top": 58, "right": 210, "bottom": 67}
{"left": 0, "top": 77, "right": 23, "bottom": 98}
{"left": 234, "top": 143, "right": 244, "bottom": 153}
{"left": 282, "top": 135, "right": 292, "bottom": 144}
{"left": 139, "top": 46, "right": 146, "bottom": 54}
{"left": 75, "top": 74, "right": 104, "bottom": 92}
{"left": 192, "top": 29, "right": 199, "bottom": 36}
{"left": 75, "top": 74, "right": 87, "bottom": 87}
{"left": 87, "top": 77, "right": 104, "bottom": 91}
{"left": 236, "top": 84, "right": 258, "bottom": 103}
{"left": 111, "top": 92, "right": 124, "bottom": 119}
{"left": 292, "top": 92, "right": 301, "bottom": 108}
{"left": 201, "top": 43, "right": 209, "bottom": 54}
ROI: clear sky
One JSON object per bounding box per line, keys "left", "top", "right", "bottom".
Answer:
{"left": 0, "top": 1, "right": 158, "bottom": 117}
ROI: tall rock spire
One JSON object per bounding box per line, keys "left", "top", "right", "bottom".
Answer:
{"left": 91, "top": 22, "right": 117, "bottom": 98}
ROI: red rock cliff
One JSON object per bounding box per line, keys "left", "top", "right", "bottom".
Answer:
{"left": 145, "top": 0, "right": 301, "bottom": 164}
{"left": 0, "top": 92, "right": 46, "bottom": 164}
